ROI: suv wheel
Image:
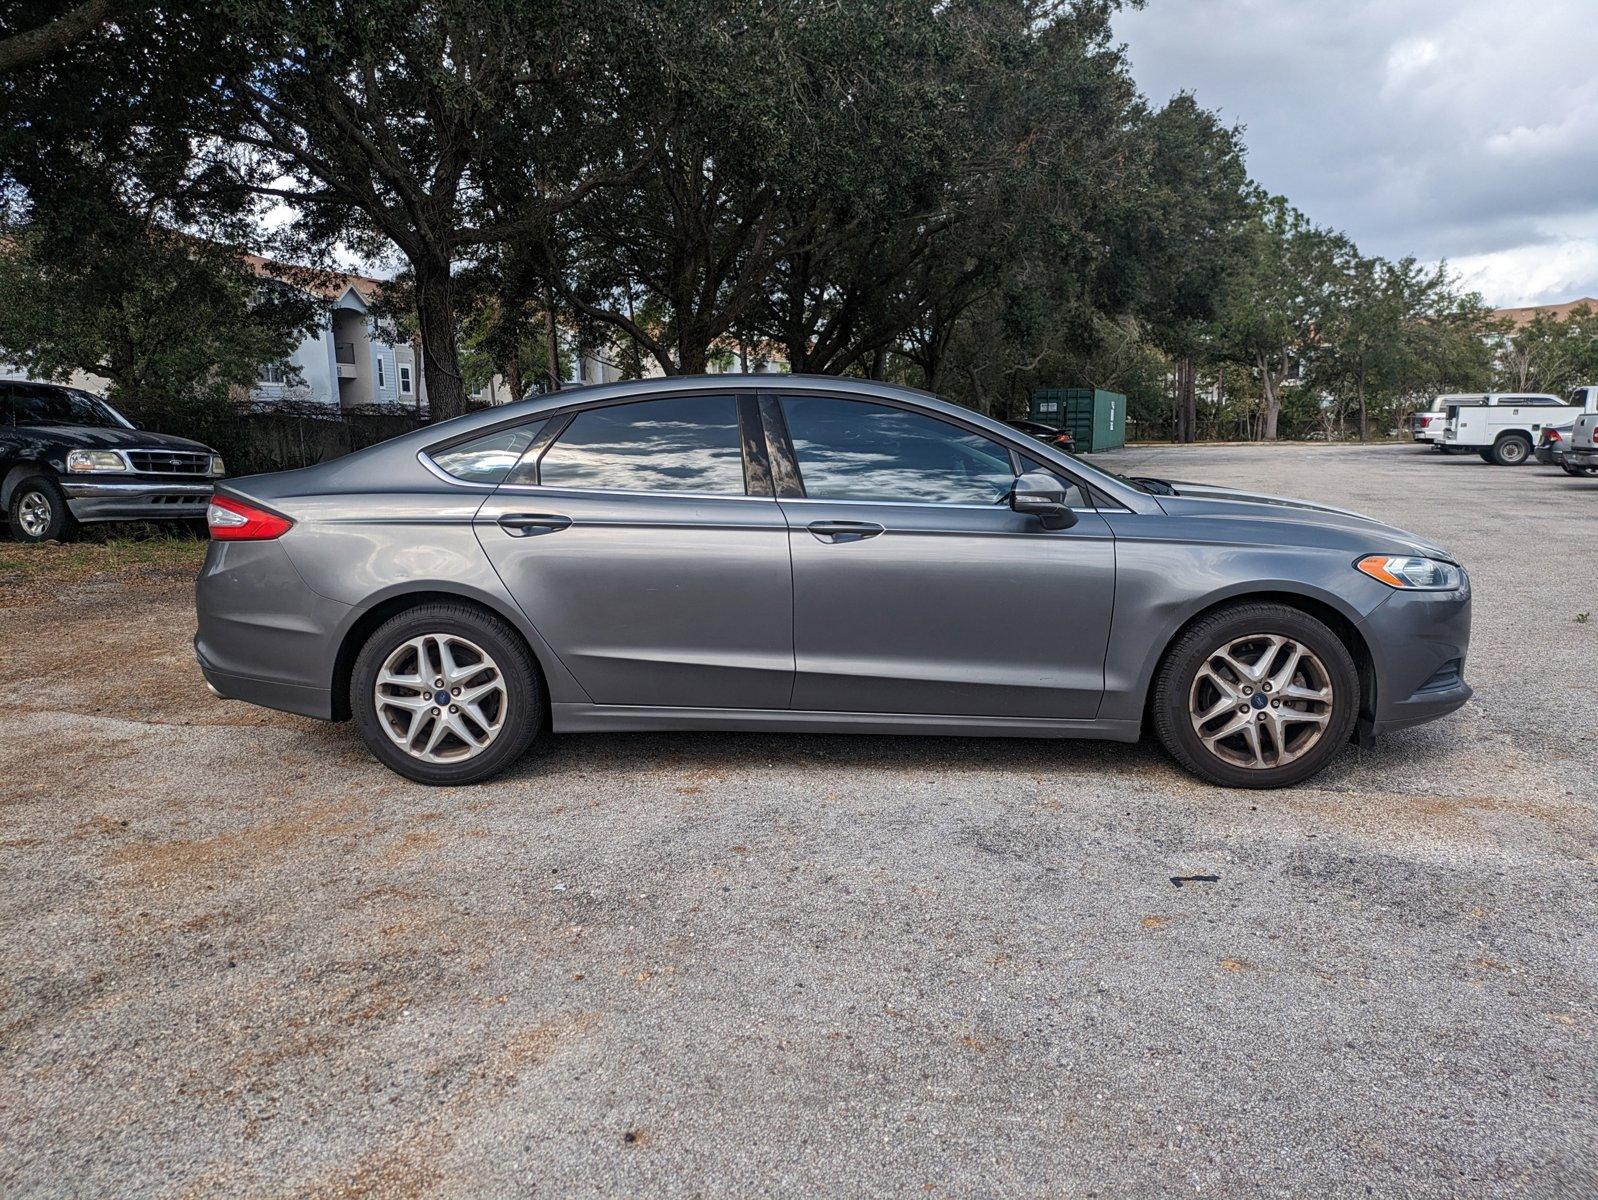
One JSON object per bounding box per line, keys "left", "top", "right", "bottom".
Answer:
{"left": 351, "top": 602, "right": 543, "bottom": 785}
{"left": 8, "top": 474, "right": 77, "bottom": 543}
{"left": 1151, "top": 602, "right": 1359, "bottom": 789}
{"left": 1491, "top": 434, "right": 1532, "bottom": 466}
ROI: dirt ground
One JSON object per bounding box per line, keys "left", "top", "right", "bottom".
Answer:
{"left": 2, "top": 443, "right": 1595, "bottom": 1198}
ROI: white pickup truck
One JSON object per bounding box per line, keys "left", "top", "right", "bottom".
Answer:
{"left": 1412, "top": 393, "right": 1498, "bottom": 450}
{"left": 1444, "top": 386, "right": 1598, "bottom": 465}
{"left": 1565, "top": 409, "right": 1598, "bottom": 473}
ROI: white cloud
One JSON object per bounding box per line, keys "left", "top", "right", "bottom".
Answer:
{"left": 1115, "top": 0, "right": 1598, "bottom": 306}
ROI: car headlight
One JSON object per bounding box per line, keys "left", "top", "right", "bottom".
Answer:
{"left": 1356, "top": 554, "right": 1463, "bottom": 590}
{"left": 66, "top": 449, "right": 128, "bottom": 473}
{"left": 208, "top": 454, "right": 226, "bottom": 477}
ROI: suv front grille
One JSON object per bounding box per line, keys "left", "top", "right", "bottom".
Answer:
{"left": 125, "top": 449, "right": 211, "bottom": 475}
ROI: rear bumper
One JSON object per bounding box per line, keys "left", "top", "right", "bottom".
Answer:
{"left": 1565, "top": 448, "right": 1598, "bottom": 468}
{"left": 194, "top": 538, "right": 348, "bottom": 720}
{"left": 62, "top": 478, "right": 212, "bottom": 522}
{"left": 1360, "top": 578, "right": 1473, "bottom": 737}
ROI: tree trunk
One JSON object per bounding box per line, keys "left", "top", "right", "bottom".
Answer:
{"left": 544, "top": 291, "right": 561, "bottom": 391}
{"left": 1176, "top": 356, "right": 1197, "bottom": 443}
{"left": 502, "top": 356, "right": 522, "bottom": 407}
{"left": 1357, "top": 365, "right": 1368, "bottom": 443}
{"left": 414, "top": 255, "right": 466, "bottom": 422}
{"left": 1259, "top": 351, "right": 1281, "bottom": 441}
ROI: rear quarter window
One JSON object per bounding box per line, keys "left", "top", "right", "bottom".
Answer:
{"left": 427, "top": 421, "right": 546, "bottom": 484}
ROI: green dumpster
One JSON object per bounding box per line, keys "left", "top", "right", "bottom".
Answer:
{"left": 1028, "top": 388, "right": 1125, "bottom": 453}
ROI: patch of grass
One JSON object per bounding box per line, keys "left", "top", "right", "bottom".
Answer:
{"left": 0, "top": 526, "right": 207, "bottom": 604}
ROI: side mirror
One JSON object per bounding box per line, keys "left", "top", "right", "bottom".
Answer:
{"left": 1009, "top": 471, "right": 1078, "bottom": 530}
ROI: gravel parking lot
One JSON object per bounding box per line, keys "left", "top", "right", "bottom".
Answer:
{"left": 3, "top": 443, "right": 1595, "bottom": 1198}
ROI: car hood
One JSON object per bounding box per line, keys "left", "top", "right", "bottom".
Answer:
{"left": 1152, "top": 482, "right": 1455, "bottom": 562}
{"left": 20, "top": 424, "right": 216, "bottom": 453}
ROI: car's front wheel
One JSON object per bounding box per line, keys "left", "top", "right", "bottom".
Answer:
{"left": 351, "top": 602, "right": 543, "bottom": 785}
{"left": 7, "top": 474, "right": 78, "bottom": 543}
{"left": 1151, "top": 602, "right": 1360, "bottom": 789}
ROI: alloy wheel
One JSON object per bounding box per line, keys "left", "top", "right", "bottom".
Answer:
{"left": 1188, "top": 633, "right": 1335, "bottom": 770}
{"left": 18, "top": 490, "right": 52, "bottom": 538}
{"left": 373, "top": 633, "right": 507, "bottom": 764}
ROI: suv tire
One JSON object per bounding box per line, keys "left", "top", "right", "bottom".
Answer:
{"left": 351, "top": 602, "right": 543, "bottom": 785}
{"left": 8, "top": 474, "right": 77, "bottom": 543}
{"left": 1151, "top": 601, "right": 1360, "bottom": 789}
{"left": 1491, "top": 434, "right": 1532, "bottom": 466}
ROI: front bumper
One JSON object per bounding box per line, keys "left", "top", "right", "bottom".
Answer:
{"left": 1359, "top": 578, "right": 1473, "bottom": 737}
{"left": 62, "top": 478, "right": 213, "bottom": 522}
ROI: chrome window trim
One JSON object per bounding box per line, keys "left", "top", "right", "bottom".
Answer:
{"left": 496, "top": 482, "right": 777, "bottom": 503}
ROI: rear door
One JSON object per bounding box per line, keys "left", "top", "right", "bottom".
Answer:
{"left": 764, "top": 390, "right": 1115, "bottom": 719}
{"left": 473, "top": 391, "right": 793, "bottom": 709}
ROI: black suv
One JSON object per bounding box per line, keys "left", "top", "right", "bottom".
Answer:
{"left": 0, "top": 380, "right": 224, "bottom": 543}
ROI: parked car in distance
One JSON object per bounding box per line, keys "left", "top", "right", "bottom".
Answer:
{"left": 1, "top": 380, "right": 224, "bottom": 543}
{"left": 1564, "top": 412, "right": 1598, "bottom": 474}
{"left": 196, "top": 376, "right": 1472, "bottom": 792}
{"left": 1535, "top": 420, "right": 1597, "bottom": 475}
{"left": 1442, "top": 389, "right": 1594, "bottom": 464}
{"left": 1006, "top": 419, "right": 1075, "bottom": 452}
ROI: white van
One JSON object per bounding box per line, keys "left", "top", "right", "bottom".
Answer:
{"left": 1443, "top": 387, "right": 1598, "bottom": 464}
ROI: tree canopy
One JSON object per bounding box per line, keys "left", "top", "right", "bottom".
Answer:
{"left": 0, "top": 0, "right": 1515, "bottom": 440}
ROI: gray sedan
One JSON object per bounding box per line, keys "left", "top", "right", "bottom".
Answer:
{"left": 195, "top": 376, "right": 1472, "bottom": 789}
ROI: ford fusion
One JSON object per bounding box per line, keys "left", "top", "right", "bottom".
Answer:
{"left": 195, "top": 377, "right": 1471, "bottom": 788}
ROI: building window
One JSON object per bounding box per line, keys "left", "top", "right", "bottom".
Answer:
{"left": 259, "top": 362, "right": 289, "bottom": 386}
{"left": 398, "top": 365, "right": 412, "bottom": 395}
{"left": 377, "top": 358, "right": 385, "bottom": 389}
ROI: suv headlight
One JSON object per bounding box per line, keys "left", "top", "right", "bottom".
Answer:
{"left": 208, "top": 454, "right": 226, "bottom": 477}
{"left": 1356, "top": 554, "right": 1463, "bottom": 590}
{"left": 66, "top": 449, "right": 128, "bottom": 473}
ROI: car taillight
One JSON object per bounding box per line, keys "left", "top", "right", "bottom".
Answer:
{"left": 1548, "top": 430, "right": 1563, "bottom": 443}
{"left": 206, "top": 496, "right": 293, "bottom": 541}
{"left": 1053, "top": 433, "right": 1073, "bottom": 445}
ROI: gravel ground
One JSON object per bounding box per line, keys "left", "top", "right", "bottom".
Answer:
{"left": 2, "top": 443, "right": 1595, "bottom": 1198}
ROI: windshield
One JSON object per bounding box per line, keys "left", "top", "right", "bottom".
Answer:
{"left": 9, "top": 386, "right": 131, "bottom": 428}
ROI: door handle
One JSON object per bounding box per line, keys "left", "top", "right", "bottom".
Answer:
{"left": 807, "top": 520, "right": 885, "bottom": 543}
{"left": 497, "top": 513, "right": 572, "bottom": 536}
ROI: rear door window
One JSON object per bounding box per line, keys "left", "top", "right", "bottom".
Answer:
{"left": 537, "top": 395, "right": 748, "bottom": 495}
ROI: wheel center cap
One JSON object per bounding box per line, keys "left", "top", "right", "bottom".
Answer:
{"left": 1251, "top": 693, "right": 1269, "bottom": 710}
{"left": 434, "top": 691, "right": 451, "bottom": 706}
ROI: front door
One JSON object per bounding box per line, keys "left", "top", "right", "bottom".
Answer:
{"left": 769, "top": 393, "right": 1115, "bottom": 719}
{"left": 474, "top": 392, "right": 793, "bottom": 709}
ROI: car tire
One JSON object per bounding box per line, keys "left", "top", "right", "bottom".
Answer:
{"left": 1561, "top": 462, "right": 1597, "bottom": 477}
{"left": 351, "top": 601, "right": 543, "bottom": 785}
{"left": 7, "top": 474, "right": 78, "bottom": 543}
{"left": 1491, "top": 434, "right": 1532, "bottom": 466}
{"left": 1151, "top": 601, "right": 1360, "bottom": 789}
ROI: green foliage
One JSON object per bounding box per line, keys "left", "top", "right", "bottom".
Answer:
{"left": 0, "top": 0, "right": 1532, "bottom": 444}
{"left": 1495, "top": 305, "right": 1598, "bottom": 394}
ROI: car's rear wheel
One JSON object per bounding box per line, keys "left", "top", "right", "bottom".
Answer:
{"left": 7, "top": 474, "right": 77, "bottom": 543}
{"left": 1562, "top": 462, "right": 1597, "bottom": 477}
{"left": 1491, "top": 434, "right": 1531, "bottom": 466}
{"left": 351, "top": 602, "right": 542, "bottom": 785}
{"left": 1151, "top": 602, "right": 1359, "bottom": 789}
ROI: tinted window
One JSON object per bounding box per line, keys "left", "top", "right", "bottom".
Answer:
{"left": 538, "top": 395, "right": 746, "bottom": 495}
{"left": 429, "top": 421, "right": 546, "bottom": 484}
{"left": 9, "top": 384, "right": 124, "bottom": 427}
{"left": 782, "top": 396, "right": 1016, "bottom": 504}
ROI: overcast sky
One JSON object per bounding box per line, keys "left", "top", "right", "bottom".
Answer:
{"left": 1114, "top": 0, "right": 1598, "bottom": 308}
